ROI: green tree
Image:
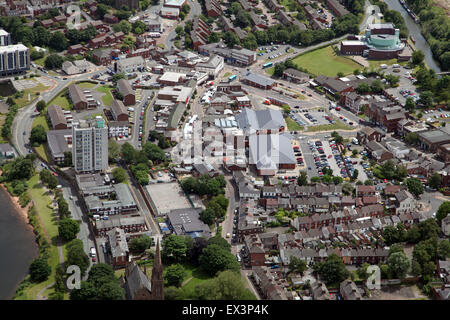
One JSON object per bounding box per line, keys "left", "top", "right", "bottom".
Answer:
{"left": 405, "top": 132, "right": 419, "bottom": 145}
{"left": 70, "top": 281, "right": 98, "bottom": 300}
{"left": 112, "top": 167, "right": 127, "bottom": 183}
{"left": 121, "top": 142, "right": 136, "bottom": 164}
{"left": 30, "top": 125, "right": 47, "bottom": 145}
{"left": 112, "top": 73, "right": 126, "bottom": 84}
{"left": 66, "top": 239, "right": 90, "bottom": 276}
{"left": 342, "top": 182, "right": 354, "bottom": 195}
{"left": 44, "top": 54, "right": 64, "bottom": 69}
{"left": 407, "top": 225, "right": 421, "bottom": 244}
{"left": 199, "top": 208, "right": 216, "bottom": 225}
{"left": 411, "top": 260, "right": 422, "bottom": 276}
{"left": 288, "top": 256, "right": 307, "bottom": 275}
{"left": 438, "top": 239, "right": 450, "bottom": 260}
{"left": 427, "top": 173, "right": 442, "bottom": 189}
{"left": 97, "top": 280, "right": 125, "bottom": 300}
{"left": 387, "top": 252, "right": 410, "bottom": 279}
{"left": 108, "top": 139, "right": 121, "bottom": 163}
{"left": 29, "top": 257, "right": 51, "bottom": 282}
{"left": 188, "top": 237, "right": 208, "bottom": 266}
{"left": 36, "top": 100, "right": 46, "bottom": 113}
{"left": 412, "top": 50, "right": 425, "bottom": 65}
{"left": 162, "top": 235, "right": 189, "bottom": 263}
{"left": 165, "top": 264, "right": 186, "bottom": 287}
{"left": 418, "top": 91, "right": 434, "bottom": 108}
{"left": 405, "top": 178, "right": 424, "bottom": 197}
{"left": 207, "top": 235, "right": 231, "bottom": 250}
{"left": 317, "top": 253, "right": 349, "bottom": 285}
{"left": 297, "top": 171, "right": 308, "bottom": 186}
{"left": 194, "top": 270, "right": 256, "bottom": 300}
{"left": 59, "top": 219, "right": 80, "bottom": 242}
{"left": 128, "top": 235, "right": 152, "bottom": 253}
{"left": 436, "top": 201, "right": 450, "bottom": 223}
{"left": 199, "top": 244, "right": 240, "bottom": 276}
{"left": 49, "top": 31, "right": 68, "bottom": 51}
{"left": 404, "top": 97, "right": 416, "bottom": 112}
{"left": 352, "top": 169, "right": 359, "bottom": 180}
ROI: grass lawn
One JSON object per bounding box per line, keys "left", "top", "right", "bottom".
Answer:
{"left": 179, "top": 264, "right": 211, "bottom": 298}
{"left": 15, "top": 82, "right": 51, "bottom": 108}
{"left": 33, "top": 56, "right": 46, "bottom": 67}
{"left": 77, "top": 81, "right": 97, "bottom": 89}
{"left": 14, "top": 246, "right": 60, "bottom": 300}
{"left": 35, "top": 144, "right": 51, "bottom": 163}
{"left": 368, "top": 58, "right": 399, "bottom": 69}
{"left": 265, "top": 67, "right": 275, "bottom": 76}
{"left": 0, "top": 114, "right": 7, "bottom": 144}
{"left": 84, "top": 112, "right": 106, "bottom": 121}
{"left": 15, "top": 174, "right": 61, "bottom": 300}
{"left": 292, "top": 45, "right": 361, "bottom": 77}
{"left": 28, "top": 174, "right": 58, "bottom": 238}
{"left": 32, "top": 114, "right": 49, "bottom": 130}
{"left": 32, "top": 113, "right": 51, "bottom": 163}
{"left": 306, "top": 120, "right": 353, "bottom": 132}
{"left": 279, "top": 0, "right": 297, "bottom": 11}
{"left": 285, "top": 117, "right": 304, "bottom": 131}
{"left": 48, "top": 91, "right": 71, "bottom": 110}
{"left": 95, "top": 85, "right": 114, "bottom": 106}
{"left": 223, "top": 72, "right": 232, "bottom": 78}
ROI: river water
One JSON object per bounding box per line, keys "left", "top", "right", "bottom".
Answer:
{"left": 0, "top": 187, "right": 38, "bottom": 300}
{"left": 383, "top": 0, "right": 442, "bottom": 73}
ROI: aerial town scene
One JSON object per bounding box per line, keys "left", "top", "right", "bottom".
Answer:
{"left": 0, "top": 0, "right": 448, "bottom": 304}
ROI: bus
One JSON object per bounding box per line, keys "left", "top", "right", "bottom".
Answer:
{"left": 228, "top": 74, "right": 237, "bottom": 82}
{"left": 262, "top": 62, "right": 273, "bottom": 69}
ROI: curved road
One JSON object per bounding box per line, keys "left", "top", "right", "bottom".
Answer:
{"left": 164, "top": 0, "right": 202, "bottom": 50}
{"left": 12, "top": 68, "right": 104, "bottom": 156}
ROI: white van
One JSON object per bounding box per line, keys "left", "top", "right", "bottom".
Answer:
{"left": 127, "top": 107, "right": 135, "bottom": 112}
{"left": 236, "top": 253, "right": 241, "bottom": 262}
{"left": 226, "top": 233, "right": 231, "bottom": 238}
{"left": 380, "top": 64, "right": 388, "bottom": 69}
{"left": 352, "top": 138, "right": 359, "bottom": 145}
{"left": 392, "top": 64, "right": 400, "bottom": 68}
{"left": 90, "top": 247, "right": 96, "bottom": 257}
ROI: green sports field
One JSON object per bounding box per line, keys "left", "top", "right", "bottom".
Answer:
{"left": 292, "top": 46, "right": 362, "bottom": 77}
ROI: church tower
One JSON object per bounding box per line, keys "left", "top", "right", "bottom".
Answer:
{"left": 151, "top": 238, "right": 164, "bottom": 300}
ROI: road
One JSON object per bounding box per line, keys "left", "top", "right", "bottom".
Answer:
{"left": 12, "top": 67, "right": 104, "bottom": 156}
{"left": 122, "top": 163, "right": 161, "bottom": 237}
{"left": 164, "top": 0, "right": 202, "bottom": 50}
{"left": 61, "top": 181, "right": 94, "bottom": 277}
{"left": 221, "top": 175, "right": 239, "bottom": 242}
{"left": 383, "top": 0, "right": 441, "bottom": 73}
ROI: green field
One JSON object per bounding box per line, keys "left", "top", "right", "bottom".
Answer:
{"left": 368, "top": 58, "right": 400, "bottom": 69}
{"left": 48, "top": 91, "right": 71, "bottom": 110}
{"left": 15, "top": 174, "right": 61, "bottom": 300}
{"left": 292, "top": 46, "right": 361, "bottom": 77}
{"left": 279, "top": 0, "right": 298, "bottom": 11}
{"left": 15, "top": 81, "right": 51, "bottom": 108}
{"left": 32, "top": 115, "right": 51, "bottom": 163}
{"left": 285, "top": 117, "right": 304, "bottom": 131}
{"left": 265, "top": 67, "right": 275, "bottom": 76}
{"left": 179, "top": 264, "right": 212, "bottom": 298}
{"left": 306, "top": 120, "right": 353, "bottom": 132}
{"left": 95, "top": 85, "right": 114, "bottom": 106}
{"left": 77, "top": 81, "right": 98, "bottom": 89}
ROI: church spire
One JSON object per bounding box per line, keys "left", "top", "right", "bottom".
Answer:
{"left": 151, "top": 238, "right": 164, "bottom": 300}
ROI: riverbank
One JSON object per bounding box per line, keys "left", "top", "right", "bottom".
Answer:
{"left": 0, "top": 187, "right": 38, "bottom": 299}
{"left": 0, "top": 182, "right": 32, "bottom": 224}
